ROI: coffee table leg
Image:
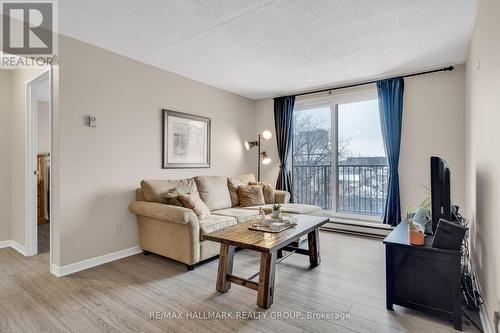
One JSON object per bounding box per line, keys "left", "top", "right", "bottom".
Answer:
{"left": 308, "top": 228, "right": 321, "bottom": 267}
{"left": 257, "top": 251, "right": 277, "bottom": 309}
{"left": 216, "top": 244, "right": 235, "bottom": 293}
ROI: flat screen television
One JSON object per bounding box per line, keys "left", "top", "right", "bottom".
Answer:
{"left": 430, "top": 156, "right": 452, "bottom": 233}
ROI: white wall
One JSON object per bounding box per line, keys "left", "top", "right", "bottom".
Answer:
{"left": 255, "top": 65, "right": 466, "bottom": 217}
{"left": 54, "top": 36, "right": 257, "bottom": 266}
{"left": 465, "top": 0, "right": 500, "bottom": 329}
{"left": 0, "top": 70, "right": 12, "bottom": 241}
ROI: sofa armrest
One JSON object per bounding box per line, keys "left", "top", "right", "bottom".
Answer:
{"left": 275, "top": 190, "right": 290, "bottom": 204}
{"left": 129, "top": 201, "right": 198, "bottom": 225}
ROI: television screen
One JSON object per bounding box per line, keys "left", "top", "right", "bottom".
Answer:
{"left": 430, "top": 156, "right": 451, "bottom": 233}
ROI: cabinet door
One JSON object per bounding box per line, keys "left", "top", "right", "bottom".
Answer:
{"left": 392, "top": 247, "right": 454, "bottom": 312}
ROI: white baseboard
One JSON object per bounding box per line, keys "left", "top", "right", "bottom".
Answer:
{"left": 50, "top": 246, "right": 142, "bottom": 277}
{"left": 0, "top": 240, "right": 28, "bottom": 256}
{"left": 10, "top": 241, "right": 28, "bottom": 256}
{"left": 0, "top": 240, "right": 11, "bottom": 248}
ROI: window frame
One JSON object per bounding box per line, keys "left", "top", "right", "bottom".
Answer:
{"left": 292, "top": 88, "right": 384, "bottom": 222}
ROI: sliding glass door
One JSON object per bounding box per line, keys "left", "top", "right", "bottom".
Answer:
{"left": 292, "top": 91, "right": 388, "bottom": 220}
{"left": 292, "top": 105, "right": 332, "bottom": 209}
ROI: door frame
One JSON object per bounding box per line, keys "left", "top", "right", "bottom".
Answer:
{"left": 25, "top": 68, "right": 52, "bottom": 260}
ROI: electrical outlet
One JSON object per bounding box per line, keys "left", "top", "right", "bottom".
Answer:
{"left": 114, "top": 223, "right": 122, "bottom": 235}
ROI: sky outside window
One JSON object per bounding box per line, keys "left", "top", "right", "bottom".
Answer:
{"left": 337, "top": 99, "right": 386, "bottom": 159}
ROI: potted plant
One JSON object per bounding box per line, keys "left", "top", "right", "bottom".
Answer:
{"left": 405, "top": 185, "right": 432, "bottom": 244}
{"left": 271, "top": 204, "right": 282, "bottom": 219}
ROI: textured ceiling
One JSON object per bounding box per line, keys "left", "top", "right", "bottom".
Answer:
{"left": 60, "top": 0, "right": 478, "bottom": 99}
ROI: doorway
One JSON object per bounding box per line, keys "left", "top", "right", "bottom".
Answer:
{"left": 26, "top": 69, "right": 51, "bottom": 260}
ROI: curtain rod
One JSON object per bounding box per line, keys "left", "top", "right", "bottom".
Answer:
{"left": 275, "top": 66, "right": 454, "bottom": 99}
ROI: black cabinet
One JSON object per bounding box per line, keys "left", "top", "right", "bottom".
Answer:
{"left": 384, "top": 222, "right": 462, "bottom": 330}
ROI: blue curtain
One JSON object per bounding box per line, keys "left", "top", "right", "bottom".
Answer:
{"left": 273, "top": 96, "right": 295, "bottom": 202}
{"left": 377, "top": 78, "right": 404, "bottom": 226}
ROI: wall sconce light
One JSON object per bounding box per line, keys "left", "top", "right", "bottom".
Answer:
{"left": 244, "top": 130, "right": 272, "bottom": 181}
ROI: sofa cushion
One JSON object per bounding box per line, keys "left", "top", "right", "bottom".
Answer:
{"left": 243, "top": 203, "right": 321, "bottom": 215}
{"left": 195, "top": 176, "right": 232, "bottom": 211}
{"left": 163, "top": 187, "right": 185, "bottom": 207}
{"left": 249, "top": 181, "right": 275, "bottom": 204}
{"left": 237, "top": 185, "right": 265, "bottom": 207}
{"left": 227, "top": 174, "right": 257, "bottom": 207}
{"left": 212, "top": 208, "right": 260, "bottom": 223}
{"left": 275, "top": 190, "right": 291, "bottom": 204}
{"left": 141, "top": 178, "right": 197, "bottom": 203}
{"left": 177, "top": 191, "right": 211, "bottom": 219}
{"left": 228, "top": 177, "right": 245, "bottom": 207}
{"left": 199, "top": 215, "right": 237, "bottom": 238}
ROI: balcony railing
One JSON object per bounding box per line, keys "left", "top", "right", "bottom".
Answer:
{"left": 292, "top": 164, "right": 388, "bottom": 216}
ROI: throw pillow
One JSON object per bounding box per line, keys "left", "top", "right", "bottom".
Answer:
{"left": 227, "top": 177, "right": 245, "bottom": 207}
{"left": 140, "top": 178, "right": 197, "bottom": 203}
{"left": 163, "top": 187, "right": 185, "bottom": 207}
{"left": 177, "top": 192, "right": 211, "bottom": 219}
{"left": 237, "top": 185, "right": 265, "bottom": 207}
{"left": 228, "top": 174, "right": 258, "bottom": 207}
{"left": 249, "top": 181, "right": 275, "bottom": 204}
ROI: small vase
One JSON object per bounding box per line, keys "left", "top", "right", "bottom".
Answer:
{"left": 271, "top": 209, "right": 281, "bottom": 220}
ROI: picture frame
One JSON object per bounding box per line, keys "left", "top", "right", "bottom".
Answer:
{"left": 162, "top": 109, "right": 211, "bottom": 169}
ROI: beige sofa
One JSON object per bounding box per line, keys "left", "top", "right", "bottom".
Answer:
{"left": 129, "top": 174, "right": 321, "bottom": 270}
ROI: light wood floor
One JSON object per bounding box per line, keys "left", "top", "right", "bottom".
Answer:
{"left": 0, "top": 231, "right": 480, "bottom": 333}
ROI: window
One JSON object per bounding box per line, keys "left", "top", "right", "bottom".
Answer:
{"left": 292, "top": 91, "right": 388, "bottom": 219}
{"left": 292, "top": 105, "right": 332, "bottom": 210}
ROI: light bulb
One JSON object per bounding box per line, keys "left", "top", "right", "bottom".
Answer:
{"left": 261, "top": 151, "right": 271, "bottom": 165}
{"left": 262, "top": 130, "right": 272, "bottom": 140}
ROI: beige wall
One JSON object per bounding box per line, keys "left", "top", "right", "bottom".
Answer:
{"left": 9, "top": 68, "right": 48, "bottom": 246}
{"left": 55, "top": 37, "right": 257, "bottom": 266}
{"left": 400, "top": 65, "right": 466, "bottom": 212}
{"left": 0, "top": 70, "right": 12, "bottom": 241}
{"left": 465, "top": 0, "right": 500, "bottom": 329}
{"left": 37, "top": 101, "right": 50, "bottom": 154}
{"left": 255, "top": 65, "right": 466, "bottom": 217}
{"left": 0, "top": 68, "right": 46, "bottom": 244}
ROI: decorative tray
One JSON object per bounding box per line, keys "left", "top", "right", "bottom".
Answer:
{"left": 248, "top": 215, "right": 297, "bottom": 233}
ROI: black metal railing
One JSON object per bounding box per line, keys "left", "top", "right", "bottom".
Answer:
{"left": 292, "top": 164, "right": 388, "bottom": 216}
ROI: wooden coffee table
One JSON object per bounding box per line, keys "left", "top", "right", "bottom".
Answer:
{"left": 202, "top": 215, "right": 329, "bottom": 308}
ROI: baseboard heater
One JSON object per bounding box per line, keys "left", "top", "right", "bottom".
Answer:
{"left": 321, "top": 219, "right": 393, "bottom": 239}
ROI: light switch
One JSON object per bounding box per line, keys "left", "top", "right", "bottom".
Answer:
{"left": 88, "top": 115, "right": 97, "bottom": 127}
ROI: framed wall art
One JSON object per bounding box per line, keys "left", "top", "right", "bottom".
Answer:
{"left": 162, "top": 110, "right": 211, "bottom": 169}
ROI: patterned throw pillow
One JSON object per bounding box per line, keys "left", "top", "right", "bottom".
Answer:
{"left": 248, "top": 181, "right": 275, "bottom": 204}
{"left": 163, "top": 187, "right": 185, "bottom": 207}
{"left": 237, "top": 185, "right": 266, "bottom": 207}
{"left": 177, "top": 192, "right": 211, "bottom": 219}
